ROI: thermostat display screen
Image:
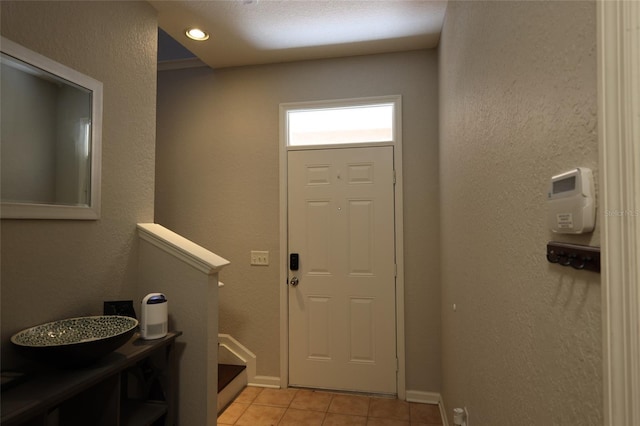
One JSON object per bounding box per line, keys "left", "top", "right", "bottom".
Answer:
{"left": 553, "top": 176, "right": 576, "bottom": 194}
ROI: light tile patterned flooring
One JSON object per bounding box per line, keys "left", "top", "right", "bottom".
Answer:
{"left": 218, "top": 386, "right": 444, "bottom": 426}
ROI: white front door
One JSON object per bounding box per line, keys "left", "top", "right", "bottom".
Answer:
{"left": 287, "top": 146, "right": 397, "bottom": 394}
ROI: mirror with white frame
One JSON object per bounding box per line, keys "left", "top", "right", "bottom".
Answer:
{"left": 1, "top": 36, "right": 102, "bottom": 220}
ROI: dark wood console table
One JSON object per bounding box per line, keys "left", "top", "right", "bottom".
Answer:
{"left": 1, "top": 331, "right": 181, "bottom": 426}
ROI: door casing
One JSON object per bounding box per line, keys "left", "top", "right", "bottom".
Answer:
{"left": 598, "top": 1, "right": 640, "bottom": 424}
{"left": 278, "top": 95, "right": 406, "bottom": 399}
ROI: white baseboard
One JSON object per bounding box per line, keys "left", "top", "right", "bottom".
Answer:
{"left": 406, "top": 390, "right": 448, "bottom": 426}
{"left": 248, "top": 376, "right": 281, "bottom": 388}
{"left": 218, "top": 334, "right": 282, "bottom": 389}
{"left": 218, "top": 334, "right": 256, "bottom": 383}
{"left": 406, "top": 390, "right": 441, "bottom": 404}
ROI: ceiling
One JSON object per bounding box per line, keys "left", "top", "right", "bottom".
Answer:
{"left": 150, "top": 0, "right": 448, "bottom": 69}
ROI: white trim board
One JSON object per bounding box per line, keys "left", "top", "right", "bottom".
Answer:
{"left": 249, "top": 376, "right": 282, "bottom": 388}
{"left": 137, "top": 223, "right": 230, "bottom": 275}
{"left": 218, "top": 334, "right": 257, "bottom": 382}
{"left": 406, "top": 391, "right": 448, "bottom": 426}
{"left": 406, "top": 390, "right": 441, "bottom": 405}
{"left": 598, "top": 1, "right": 640, "bottom": 425}
{"left": 218, "top": 334, "right": 282, "bottom": 389}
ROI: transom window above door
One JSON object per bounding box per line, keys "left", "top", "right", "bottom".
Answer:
{"left": 284, "top": 98, "right": 398, "bottom": 147}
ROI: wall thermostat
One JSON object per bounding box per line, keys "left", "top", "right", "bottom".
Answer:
{"left": 547, "top": 167, "right": 595, "bottom": 234}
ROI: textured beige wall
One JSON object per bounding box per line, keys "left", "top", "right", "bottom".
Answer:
{"left": 439, "top": 1, "right": 601, "bottom": 424}
{"left": 155, "top": 50, "right": 441, "bottom": 392}
{"left": 1, "top": 1, "right": 157, "bottom": 367}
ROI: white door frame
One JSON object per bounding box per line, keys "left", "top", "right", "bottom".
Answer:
{"left": 598, "top": 1, "right": 640, "bottom": 425}
{"left": 278, "top": 95, "right": 406, "bottom": 399}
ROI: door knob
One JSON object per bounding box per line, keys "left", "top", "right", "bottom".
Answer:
{"left": 290, "top": 276, "right": 299, "bottom": 287}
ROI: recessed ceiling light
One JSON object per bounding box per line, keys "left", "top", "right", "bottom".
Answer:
{"left": 185, "top": 28, "right": 209, "bottom": 41}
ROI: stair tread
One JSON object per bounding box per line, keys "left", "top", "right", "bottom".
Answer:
{"left": 218, "top": 364, "right": 246, "bottom": 392}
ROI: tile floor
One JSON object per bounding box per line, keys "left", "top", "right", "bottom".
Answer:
{"left": 218, "top": 386, "right": 444, "bottom": 426}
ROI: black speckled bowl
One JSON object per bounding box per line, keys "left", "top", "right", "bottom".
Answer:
{"left": 10, "top": 315, "right": 138, "bottom": 368}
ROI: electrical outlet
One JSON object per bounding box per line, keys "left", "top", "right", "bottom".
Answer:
{"left": 250, "top": 250, "right": 269, "bottom": 266}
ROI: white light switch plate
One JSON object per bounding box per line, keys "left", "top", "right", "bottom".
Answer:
{"left": 250, "top": 250, "right": 269, "bottom": 266}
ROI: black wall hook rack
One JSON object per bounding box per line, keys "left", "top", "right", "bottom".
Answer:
{"left": 546, "top": 241, "right": 601, "bottom": 273}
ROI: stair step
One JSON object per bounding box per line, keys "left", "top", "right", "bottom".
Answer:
{"left": 218, "top": 364, "right": 246, "bottom": 393}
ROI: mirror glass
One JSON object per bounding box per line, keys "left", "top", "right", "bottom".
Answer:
{"left": 0, "top": 37, "right": 102, "bottom": 220}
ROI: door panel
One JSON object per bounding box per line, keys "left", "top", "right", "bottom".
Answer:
{"left": 306, "top": 201, "right": 331, "bottom": 274}
{"left": 348, "top": 200, "right": 374, "bottom": 275}
{"left": 288, "top": 146, "right": 396, "bottom": 394}
{"left": 349, "top": 297, "right": 375, "bottom": 362}
{"left": 307, "top": 296, "right": 331, "bottom": 359}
